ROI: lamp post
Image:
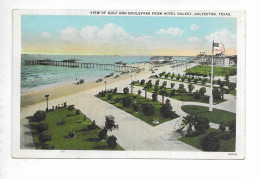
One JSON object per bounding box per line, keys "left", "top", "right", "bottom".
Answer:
{"left": 45, "top": 93, "right": 49, "bottom": 111}
{"left": 130, "top": 75, "right": 133, "bottom": 94}
{"left": 104, "top": 80, "right": 107, "bottom": 91}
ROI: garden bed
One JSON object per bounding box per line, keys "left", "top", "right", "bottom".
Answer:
{"left": 28, "top": 107, "right": 123, "bottom": 150}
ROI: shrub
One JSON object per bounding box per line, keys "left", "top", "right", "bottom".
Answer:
{"left": 138, "top": 90, "right": 142, "bottom": 95}
{"left": 88, "top": 120, "right": 97, "bottom": 130}
{"left": 199, "top": 87, "right": 206, "bottom": 96}
{"left": 98, "top": 128, "right": 107, "bottom": 140}
{"left": 181, "top": 78, "right": 185, "bottom": 82}
{"left": 68, "top": 105, "right": 75, "bottom": 110}
{"left": 123, "top": 87, "right": 129, "bottom": 94}
{"left": 188, "top": 84, "right": 195, "bottom": 94}
{"left": 76, "top": 109, "right": 81, "bottom": 115}
{"left": 64, "top": 102, "right": 67, "bottom": 107}
{"left": 155, "top": 79, "right": 160, "bottom": 86}
{"left": 162, "top": 81, "right": 167, "bottom": 87}
{"left": 194, "top": 117, "right": 209, "bottom": 133}
{"left": 193, "top": 90, "right": 201, "bottom": 99}
{"left": 200, "top": 133, "right": 220, "bottom": 151}
{"left": 140, "top": 79, "right": 145, "bottom": 85}
{"left": 178, "top": 84, "right": 185, "bottom": 90}
{"left": 194, "top": 79, "right": 198, "bottom": 84}
{"left": 218, "top": 79, "right": 221, "bottom": 85}
{"left": 37, "top": 122, "right": 48, "bottom": 132}
{"left": 39, "top": 131, "right": 51, "bottom": 143}
{"left": 142, "top": 103, "right": 155, "bottom": 116}
{"left": 107, "top": 135, "right": 117, "bottom": 149}
{"left": 219, "top": 81, "right": 225, "bottom": 88}
{"left": 170, "top": 89, "right": 175, "bottom": 97}
{"left": 67, "top": 129, "right": 75, "bottom": 138}
{"left": 188, "top": 78, "right": 191, "bottom": 83}
{"left": 83, "top": 115, "right": 87, "bottom": 121}
{"left": 227, "top": 120, "right": 236, "bottom": 134}
{"left": 213, "top": 88, "right": 222, "bottom": 100}
{"left": 113, "top": 87, "right": 117, "bottom": 93}
{"left": 152, "top": 92, "right": 158, "bottom": 101}
{"left": 107, "top": 93, "right": 113, "bottom": 100}
{"left": 160, "top": 99, "right": 174, "bottom": 118}
{"left": 171, "top": 72, "right": 175, "bottom": 79}
{"left": 105, "top": 117, "right": 115, "bottom": 130}
{"left": 228, "top": 82, "right": 236, "bottom": 90}
{"left": 33, "top": 110, "right": 46, "bottom": 121}
{"left": 171, "top": 83, "right": 175, "bottom": 89}
{"left": 133, "top": 103, "right": 138, "bottom": 112}
{"left": 154, "top": 85, "right": 159, "bottom": 92}
{"left": 114, "top": 97, "right": 120, "bottom": 103}
{"left": 122, "top": 97, "right": 131, "bottom": 107}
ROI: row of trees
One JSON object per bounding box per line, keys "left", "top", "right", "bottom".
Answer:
{"left": 150, "top": 72, "right": 236, "bottom": 92}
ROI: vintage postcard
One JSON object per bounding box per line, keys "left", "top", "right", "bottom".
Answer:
{"left": 12, "top": 10, "right": 246, "bottom": 159}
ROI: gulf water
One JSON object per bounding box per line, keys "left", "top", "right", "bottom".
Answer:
{"left": 21, "top": 54, "right": 190, "bottom": 91}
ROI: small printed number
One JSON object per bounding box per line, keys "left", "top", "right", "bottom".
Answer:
{"left": 228, "top": 153, "right": 237, "bottom": 156}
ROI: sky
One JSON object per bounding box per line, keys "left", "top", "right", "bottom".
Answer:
{"left": 21, "top": 15, "right": 237, "bottom": 56}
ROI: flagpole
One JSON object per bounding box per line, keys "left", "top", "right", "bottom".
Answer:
{"left": 209, "top": 40, "right": 214, "bottom": 111}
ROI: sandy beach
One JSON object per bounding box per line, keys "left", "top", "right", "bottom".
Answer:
{"left": 21, "top": 63, "right": 154, "bottom": 108}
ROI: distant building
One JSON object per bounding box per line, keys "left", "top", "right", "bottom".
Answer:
{"left": 214, "top": 55, "right": 230, "bottom": 67}
{"left": 115, "top": 61, "right": 127, "bottom": 66}
{"left": 149, "top": 56, "right": 174, "bottom": 64}
{"left": 196, "top": 52, "right": 211, "bottom": 65}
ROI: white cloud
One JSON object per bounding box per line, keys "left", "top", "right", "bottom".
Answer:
{"left": 187, "top": 37, "right": 202, "bottom": 43}
{"left": 41, "top": 32, "right": 52, "bottom": 38}
{"left": 97, "top": 23, "right": 130, "bottom": 41}
{"left": 60, "top": 23, "right": 153, "bottom": 45}
{"left": 61, "top": 27, "right": 80, "bottom": 42}
{"left": 156, "top": 27, "right": 184, "bottom": 36}
{"left": 190, "top": 24, "right": 199, "bottom": 31}
{"left": 80, "top": 26, "right": 99, "bottom": 41}
{"left": 204, "top": 29, "right": 236, "bottom": 48}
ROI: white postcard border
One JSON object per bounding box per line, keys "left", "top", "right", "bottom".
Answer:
{"left": 12, "top": 9, "right": 246, "bottom": 159}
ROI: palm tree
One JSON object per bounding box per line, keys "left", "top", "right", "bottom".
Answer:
{"left": 160, "top": 87, "right": 168, "bottom": 104}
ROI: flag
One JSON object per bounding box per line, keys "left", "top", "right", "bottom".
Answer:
{"left": 213, "top": 43, "right": 225, "bottom": 55}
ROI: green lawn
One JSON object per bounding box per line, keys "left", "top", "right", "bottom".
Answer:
{"left": 132, "top": 82, "right": 226, "bottom": 104}
{"left": 97, "top": 93, "right": 179, "bottom": 126}
{"left": 181, "top": 105, "right": 236, "bottom": 124}
{"left": 178, "top": 128, "right": 235, "bottom": 152}
{"left": 185, "top": 65, "right": 237, "bottom": 76}
{"left": 28, "top": 108, "right": 123, "bottom": 150}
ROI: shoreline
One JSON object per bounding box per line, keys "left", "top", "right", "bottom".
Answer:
{"left": 21, "top": 63, "right": 153, "bottom": 108}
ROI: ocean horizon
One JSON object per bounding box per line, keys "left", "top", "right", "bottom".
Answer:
{"left": 21, "top": 54, "right": 192, "bottom": 91}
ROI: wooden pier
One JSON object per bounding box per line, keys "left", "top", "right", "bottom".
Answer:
{"left": 24, "top": 59, "right": 141, "bottom": 72}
